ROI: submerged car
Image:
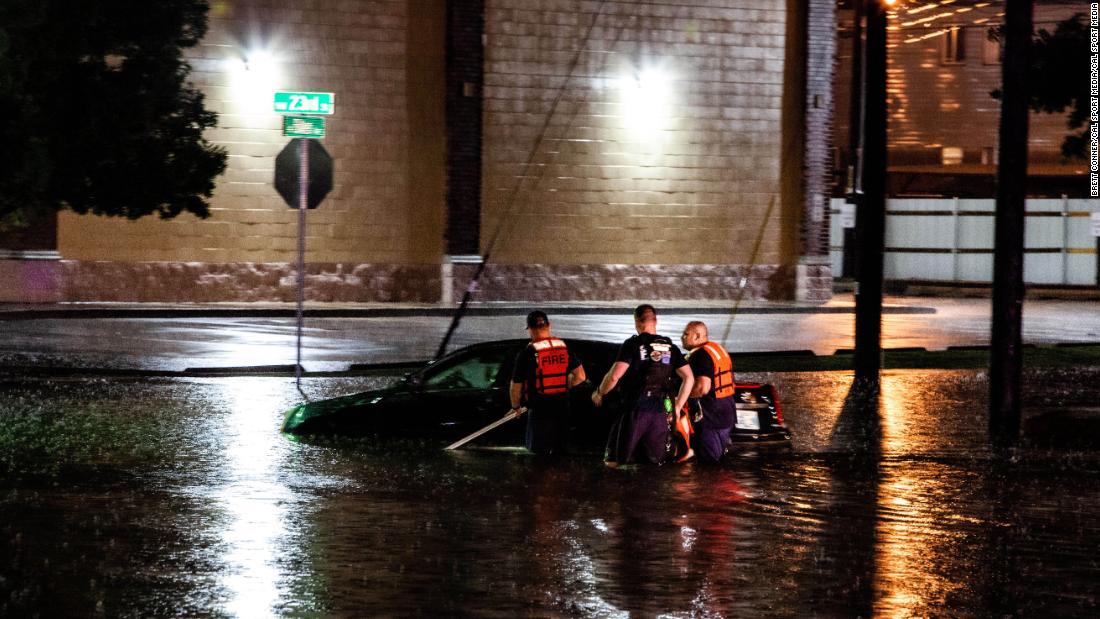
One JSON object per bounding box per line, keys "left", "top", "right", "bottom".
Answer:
{"left": 282, "top": 339, "right": 791, "bottom": 450}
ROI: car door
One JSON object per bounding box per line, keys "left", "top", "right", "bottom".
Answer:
{"left": 414, "top": 344, "right": 522, "bottom": 440}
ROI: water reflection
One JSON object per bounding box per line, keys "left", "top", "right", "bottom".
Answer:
{"left": 875, "top": 461, "right": 986, "bottom": 617}
{"left": 815, "top": 369, "right": 993, "bottom": 616}
{"left": 3, "top": 371, "right": 1100, "bottom": 616}
{"left": 666, "top": 468, "right": 748, "bottom": 617}
{"left": 209, "top": 379, "right": 295, "bottom": 618}
{"left": 528, "top": 468, "right": 626, "bottom": 617}
{"left": 819, "top": 368, "right": 1074, "bottom": 617}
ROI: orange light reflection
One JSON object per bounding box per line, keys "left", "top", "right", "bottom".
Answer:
{"left": 874, "top": 373, "right": 982, "bottom": 616}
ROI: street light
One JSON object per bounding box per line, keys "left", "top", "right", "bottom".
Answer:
{"left": 225, "top": 49, "right": 281, "bottom": 112}
{"left": 617, "top": 65, "right": 673, "bottom": 141}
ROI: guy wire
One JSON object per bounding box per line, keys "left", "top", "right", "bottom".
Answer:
{"left": 718, "top": 193, "right": 777, "bottom": 347}
{"left": 434, "top": 0, "right": 622, "bottom": 360}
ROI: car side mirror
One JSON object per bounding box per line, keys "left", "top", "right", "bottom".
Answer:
{"left": 403, "top": 373, "right": 423, "bottom": 390}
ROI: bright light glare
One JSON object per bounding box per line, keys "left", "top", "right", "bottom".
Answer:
{"left": 225, "top": 49, "right": 282, "bottom": 112}
{"left": 213, "top": 379, "right": 294, "bottom": 618}
{"left": 617, "top": 67, "right": 673, "bottom": 138}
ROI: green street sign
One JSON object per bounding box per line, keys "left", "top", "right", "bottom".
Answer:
{"left": 283, "top": 115, "right": 326, "bottom": 138}
{"left": 273, "top": 91, "right": 334, "bottom": 115}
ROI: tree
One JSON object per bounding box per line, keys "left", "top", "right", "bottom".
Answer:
{"left": 0, "top": 0, "right": 226, "bottom": 231}
{"left": 991, "top": 13, "right": 1089, "bottom": 159}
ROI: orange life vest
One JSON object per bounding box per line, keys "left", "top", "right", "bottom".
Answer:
{"left": 699, "top": 341, "right": 735, "bottom": 399}
{"left": 531, "top": 337, "right": 570, "bottom": 395}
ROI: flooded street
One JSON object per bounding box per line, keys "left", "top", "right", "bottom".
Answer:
{"left": 3, "top": 368, "right": 1099, "bottom": 617}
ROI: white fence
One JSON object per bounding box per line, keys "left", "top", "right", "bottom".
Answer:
{"left": 829, "top": 198, "right": 1100, "bottom": 285}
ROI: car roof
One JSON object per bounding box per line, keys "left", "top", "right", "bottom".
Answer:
{"left": 431, "top": 338, "right": 618, "bottom": 364}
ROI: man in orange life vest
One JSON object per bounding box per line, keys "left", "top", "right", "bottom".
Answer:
{"left": 510, "top": 311, "right": 587, "bottom": 455}
{"left": 680, "top": 320, "right": 737, "bottom": 463}
{"left": 593, "top": 304, "right": 694, "bottom": 465}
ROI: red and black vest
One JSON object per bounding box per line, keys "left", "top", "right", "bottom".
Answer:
{"left": 698, "top": 342, "right": 735, "bottom": 399}
{"left": 530, "top": 338, "right": 570, "bottom": 396}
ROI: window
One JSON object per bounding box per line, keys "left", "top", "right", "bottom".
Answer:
{"left": 941, "top": 26, "right": 966, "bottom": 64}
{"left": 423, "top": 349, "right": 510, "bottom": 390}
{"left": 941, "top": 147, "right": 964, "bottom": 166}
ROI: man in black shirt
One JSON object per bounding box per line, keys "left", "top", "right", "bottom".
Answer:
{"left": 510, "top": 311, "right": 586, "bottom": 454}
{"left": 592, "top": 304, "right": 694, "bottom": 465}
{"left": 680, "top": 320, "right": 737, "bottom": 463}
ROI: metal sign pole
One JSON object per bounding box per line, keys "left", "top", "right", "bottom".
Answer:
{"left": 275, "top": 93, "right": 333, "bottom": 389}
{"left": 296, "top": 139, "right": 309, "bottom": 387}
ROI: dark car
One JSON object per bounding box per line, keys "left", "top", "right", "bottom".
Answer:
{"left": 281, "top": 339, "right": 791, "bottom": 451}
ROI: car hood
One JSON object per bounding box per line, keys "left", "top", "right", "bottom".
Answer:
{"left": 281, "top": 386, "right": 397, "bottom": 434}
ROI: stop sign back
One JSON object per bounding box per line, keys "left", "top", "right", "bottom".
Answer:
{"left": 275, "top": 139, "right": 333, "bottom": 209}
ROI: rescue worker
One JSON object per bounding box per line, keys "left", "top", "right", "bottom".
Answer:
{"left": 679, "top": 320, "right": 737, "bottom": 463}
{"left": 592, "top": 304, "right": 694, "bottom": 465}
{"left": 510, "top": 310, "right": 586, "bottom": 455}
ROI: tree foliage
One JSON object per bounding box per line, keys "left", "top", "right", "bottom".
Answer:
{"left": 991, "top": 13, "right": 1090, "bottom": 160}
{"left": 0, "top": 0, "right": 226, "bottom": 229}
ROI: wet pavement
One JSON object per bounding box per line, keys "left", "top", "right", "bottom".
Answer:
{"left": 1, "top": 294, "right": 1100, "bottom": 372}
{"left": 3, "top": 365, "right": 1100, "bottom": 617}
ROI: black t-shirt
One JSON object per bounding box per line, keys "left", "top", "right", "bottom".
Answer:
{"left": 512, "top": 339, "right": 581, "bottom": 399}
{"left": 614, "top": 332, "right": 687, "bottom": 401}
{"left": 687, "top": 345, "right": 736, "bottom": 425}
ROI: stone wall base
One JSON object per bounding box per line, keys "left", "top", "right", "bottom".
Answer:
{"left": 0, "top": 259, "right": 62, "bottom": 303}
{"left": 796, "top": 261, "right": 835, "bottom": 302}
{"left": 450, "top": 263, "right": 833, "bottom": 302}
{"left": 59, "top": 261, "right": 441, "bottom": 303}
{"left": 0, "top": 261, "right": 835, "bottom": 303}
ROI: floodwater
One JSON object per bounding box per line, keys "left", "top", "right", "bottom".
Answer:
{"left": 3, "top": 368, "right": 1100, "bottom": 617}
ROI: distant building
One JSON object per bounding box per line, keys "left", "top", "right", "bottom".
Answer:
{"left": 834, "top": 0, "right": 1089, "bottom": 198}
{"left": 2, "top": 0, "right": 836, "bottom": 304}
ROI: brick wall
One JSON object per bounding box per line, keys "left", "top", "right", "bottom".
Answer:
{"left": 55, "top": 0, "right": 447, "bottom": 300}
{"left": 802, "top": 0, "right": 835, "bottom": 259}
{"left": 38, "top": 0, "right": 832, "bottom": 303}
{"left": 835, "top": 3, "right": 1085, "bottom": 171}
{"left": 480, "top": 0, "right": 789, "bottom": 269}
{"left": 886, "top": 3, "right": 1083, "bottom": 165}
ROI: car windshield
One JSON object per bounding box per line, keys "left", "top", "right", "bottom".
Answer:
{"left": 422, "top": 347, "right": 511, "bottom": 390}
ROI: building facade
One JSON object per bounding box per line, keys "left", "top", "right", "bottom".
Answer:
{"left": 833, "top": 0, "right": 1090, "bottom": 198}
{"left": 1, "top": 0, "right": 835, "bottom": 304}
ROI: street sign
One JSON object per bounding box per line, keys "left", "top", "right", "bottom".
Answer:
{"left": 273, "top": 91, "right": 334, "bottom": 115}
{"left": 275, "top": 139, "right": 333, "bottom": 209}
{"left": 283, "top": 115, "right": 326, "bottom": 138}
{"left": 272, "top": 89, "right": 335, "bottom": 387}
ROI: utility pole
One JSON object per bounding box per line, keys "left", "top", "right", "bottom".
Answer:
{"left": 853, "top": 0, "right": 888, "bottom": 385}
{"left": 989, "top": 0, "right": 1033, "bottom": 448}
{"left": 843, "top": 0, "right": 865, "bottom": 278}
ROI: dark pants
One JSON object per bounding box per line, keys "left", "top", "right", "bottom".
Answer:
{"left": 605, "top": 394, "right": 669, "bottom": 464}
{"left": 526, "top": 395, "right": 569, "bottom": 455}
{"left": 691, "top": 396, "right": 736, "bottom": 463}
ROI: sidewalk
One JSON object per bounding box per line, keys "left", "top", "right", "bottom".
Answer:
{"left": 1, "top": 293, "right": 1098, "bottom": 374}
